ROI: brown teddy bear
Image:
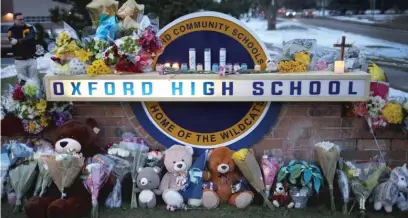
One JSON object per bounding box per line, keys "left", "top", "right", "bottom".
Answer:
{"left": 24, "top": 118, "right": 113, "bottom": 218}
{"left": 202, "top": 147, "right": 253, "bottom": 209}
{"left": 270, "top": 182, "right": 294, "bottom": 208}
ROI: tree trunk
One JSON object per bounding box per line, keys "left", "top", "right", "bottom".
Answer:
{"left": 266, "top": 0, "right": 279, "bottom": 30}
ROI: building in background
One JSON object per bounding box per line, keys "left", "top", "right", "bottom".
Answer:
{"left": 1, "top": 0, "right": 71, "bottom": 23}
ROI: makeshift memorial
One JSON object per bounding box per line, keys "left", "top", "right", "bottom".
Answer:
{"left": 135, "top": 167, "right": 162, "bottom": 208}
{"left": 336, "top": 158, "right": 351, "bottom": 215}
{"left": 270, "top": 182, "right": 294, "bottom": 208}
{"left": 232, "top": 148, "right": 274, "bottom": 209}
{"left": 42, "top": 148, "right": 85, "bottom": 199}
{"left": 8, "top": 160, "right": 37, "bottom": 213}
{"left": 343, "top": 156, "right": 386, "bottom": 216}
{"left": 314, "top": 141, "right": 341, "bottom": 212}
{"left": 261, "top": 149, "right": 284, "bottom": 204}
{"left": 83, "top": 163, "right": 113, "bottom": 218}
{"left": 277, "top": 160, "right": 323, "bottom": 208}
{"left": 373, "top": 164, "right": 408, "bottom": 213}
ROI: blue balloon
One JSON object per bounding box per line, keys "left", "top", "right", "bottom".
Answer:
{"left": 95, "top": 14, "right": 119, "bottom": 41}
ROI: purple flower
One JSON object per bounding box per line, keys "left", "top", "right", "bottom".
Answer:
{"left": 53, "top": 112, "right": 71, "bottom": 126}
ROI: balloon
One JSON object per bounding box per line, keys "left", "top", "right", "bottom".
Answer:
{"left": 368, "top": 62, "right": 387, "bottom": 82}
{"left": 86, "top": 0, "right": 119, "bottom": 27}
{"left": 117, "top": 0, "right": 144, "bottom": 19}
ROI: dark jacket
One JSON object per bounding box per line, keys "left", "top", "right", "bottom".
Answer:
{"left": 8, "top": 24, "right": 36, "bottom": 60}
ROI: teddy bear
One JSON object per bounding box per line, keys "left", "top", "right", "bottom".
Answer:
{"left": 270, "top": 182, "right": 294, "bottom": 208}
{"left": 159, "top": 144, "right": 196, "bottom": 211}
{"left": 24, "top": 118, "right": 113, "bottom": 218}
{"left": 135, "top": 167, "right": 162, "bottom": 208}
{"left": 373, "top": 164, "right": 408, "bottom": 213}
{"left": 202, "top": 147, "right": 253, "bottom": 209}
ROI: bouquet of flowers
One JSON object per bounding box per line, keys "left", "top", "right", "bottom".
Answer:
{"left": 87, "top": 154, "right": 131, "bottom": 208}
{"left": 42, "top": 148, "right": 84, "bottom": 199}
{"left": 314, "top": 141, "right": 341, "bottom": 212}
{"left": 33, "top": 143, "right": 55, "bottom": 197}
{"left": 145, "top": 150, "right": 164, "bottom": 173}
{"left": 9, "top": 159, "right": 38, "bottom": 213}
{"left": 336, "top": 158, "right": 350, "bottom": 215}
{"left": 83, "top": 163, "right": 113, "bottom": 218}
{"left": 232, "top": 148, "right": 274, "bottom": 210}
{"left": 343, "top": 156, "right": 385, "bottom": 216}
{"left": 261, "top": 149, "right": 284, "bottom": 203}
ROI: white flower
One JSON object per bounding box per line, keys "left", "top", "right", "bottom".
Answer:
{"left": 107, "top": 147, "right": 130, "bottom": 158}
{"left": 315, "top": 141, "right": 340, "bottom": 152}
{"left": 86, "top": 163, "right": 102, "bottom": 172}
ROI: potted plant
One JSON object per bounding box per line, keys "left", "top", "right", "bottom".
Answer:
{"left": 277, "top": 160, "right": 324, "bottom": 208}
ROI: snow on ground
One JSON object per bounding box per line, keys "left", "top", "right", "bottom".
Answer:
{"left": 330, "top": 14, "right": 404, "bottom": 24}
{"left": 244, "top": 18, "right": 408, "bottom": 66}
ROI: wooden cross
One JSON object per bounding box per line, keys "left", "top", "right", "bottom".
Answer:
{"left": 333, "top": 36, "right": 352, "bottom": 61}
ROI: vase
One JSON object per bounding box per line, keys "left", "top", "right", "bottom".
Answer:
{"left": 289, "top": 186, "right": 312, "bottom": 209}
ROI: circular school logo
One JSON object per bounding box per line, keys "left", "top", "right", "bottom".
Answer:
{"left": 131, "top": 12, "right": 282, "bottom": 154}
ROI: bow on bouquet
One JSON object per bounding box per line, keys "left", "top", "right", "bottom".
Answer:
{"left": 42, "top": 149, "right": 84, "bottom": 199}
{"left": 232, "top": 149, "right": 275, "bottom": 210}
{"left": 83, "top": 163, "right": 113, "bottom": 218}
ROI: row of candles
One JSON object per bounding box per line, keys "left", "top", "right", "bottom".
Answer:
{"left": 156, "top": 48, "right": 262, "bottom": 72}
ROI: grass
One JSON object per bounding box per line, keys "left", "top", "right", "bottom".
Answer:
{"left": 1, "top": 203, "right": 406, "bottom": 218}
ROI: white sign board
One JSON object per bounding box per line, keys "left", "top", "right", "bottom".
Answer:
{"left": 44, "top": 72, "right": 370, "bottom": 102}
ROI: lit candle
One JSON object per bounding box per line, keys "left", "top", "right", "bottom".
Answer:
{"left": 233, "top": 63, "right": 240, "bottom": 71}
{"left": 181, "top": 63, "right": 188, "bottom": 71}
{"left": 197, "top": 63, "right": 203, "bottom": 71}
{"left": 172, "top": 63, "right": 180, "bottom": 70}
{"left": 254, "top": 64, "right": 261, "bottom": 71}
{"left": 226, "top": 63, "right": 233, "bottom": 72}
{"left": 334, "top": 61, "right": 345, "bottom": 73}
{"left": 219, "top": 48, "right": 226, "bottom": 67}
{"left": 164, "top": 63, "right": 171, "bottom": 68}
{"left": 189, "top": 48, "right": 196, "bottom": 71}
{"left": 204, "top": 48, "right": 211, "bottom": 71}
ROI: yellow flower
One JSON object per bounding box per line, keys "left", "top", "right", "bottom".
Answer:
{"left": 294, "top": 52, "right": 310, "bottom": 66}
{"left": 232, "top": 149, "right": 248, "bottom": 161}
{"left": 382, "top": 103, "right": 403, "bottom": 124}
{"left": 74, "top": 49, "right": 92, "bottom": 62}
{"left": 40, "top": 117, "right": 49, "bottom": 128}
{"left": 56, "top": 31, "right": 71, "bottom": 46}
{"left": 29, "top": 121, "right": 37, "bottom": 133}
{"left": 36, "top": 99, "right": 47, "bottom": 113}
{"left": 278, "top": 60, "right": 307, "bottom": 73}
{"left": 86, "top": 60, "right": 112, "bottom": 77}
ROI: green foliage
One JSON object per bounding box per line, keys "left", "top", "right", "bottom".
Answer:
{"left": 277, "top": 160, "right": 324, "bottom": 193}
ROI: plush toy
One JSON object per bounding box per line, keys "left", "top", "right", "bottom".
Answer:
{"left": 202, "top": 147, "right": 253, "bottom": 209}
{"left": 24, "top": 118, "right": 113, "bottom": 218}
{"left": 270, "top": 182, "right": 294, "bottom": 208}
{"left": 396, "top": 192, "right": 408, "bottom": 211}
{"left": 159, "top": 145, "right": 194, "bottom": 211}
{"left": 373, "top": 164, "right": 408, "bottom": 213}
{"left": 136, "top": 167, "right": 161, "bottom": 208}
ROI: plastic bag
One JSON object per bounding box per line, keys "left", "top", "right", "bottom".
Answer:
{"left": 282, "top": 39, "right": 317, "bottom": 59}
{"left": 95, "top": 14, "right": 119, "bottom": 41}
{"left": 8, "top": 140, "right": 34, "bottom": 168}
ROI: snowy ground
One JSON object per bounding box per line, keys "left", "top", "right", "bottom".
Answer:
{"left": 244, "top": 18, "right": 408, "bottom": 68}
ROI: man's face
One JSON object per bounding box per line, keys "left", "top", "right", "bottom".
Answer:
{"left": 14, "top": 15, "right": 24, "bottom": 26}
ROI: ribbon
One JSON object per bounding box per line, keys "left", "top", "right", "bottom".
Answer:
{"left": 218, "top": 173, "right": 229, "bottom": 185}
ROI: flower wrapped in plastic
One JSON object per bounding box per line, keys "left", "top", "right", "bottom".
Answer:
{"left": 232, "top": 148, "right": 274, "bottom": 210}
{"left": 42, "top": 149, "right": 85, "bottom": 199}
{"left": 67, "top": 58, "right": 88, "bottom": 75}
{"left": 8, "top": 140, "right": 34, "bottom": 168}
{"left": 145, "top": 150, "right": 164, "bottom": 172}
{"left": 1, "top": 145, "right": 11, "bottom": 197}
{"left": 86, "top": 59, "right": 113, "bottom": 76}
{"left": 261, "top": 149, "right": 284, "bottom": 203}
{"left": 343, "top": 157, "right": 386, "bottom": 216}
{"left": 382, "top": 103, "right": 404, "bottom": 124}
{"left": 336, "top": 158, "right": 350, "bottom": 215}
{"left": 314, "top": 141, "right": 340, "bottom": 212}
{"left": 84, "top": 38, "right": 110, "bottom": 60}
{"left": 83, "top": 163, "right": 113, "bottom": 218}
{"left": 116, "top": 36, "right": 140, "bottom": 55}
{"left": 32, "top": 143, "right": 55, "bottom": 197}
{"left": 9, "top": 159, "right": 38, "bottom": 213}
{"left": 138, "top": 26, "right": 162, "bottom": 56}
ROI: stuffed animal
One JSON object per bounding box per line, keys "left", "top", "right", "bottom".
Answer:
{"left": 24, "top": 118, "right": 113, "bottom": 218}
{"left": 373, "top": 164, "right": 408, "bottom": 213}
{"left": 136, "top": 167, "right": 162, "bottom": 208}
{"left": 159, "top": 145, "right": 194, "bottom": 211}
{"left": 396, "top": 192, "right": 408, "bottom": 211}
{"left": 270, "top": 182, "right": 294, "bottom": 208}
{"left": 202, "top": 147, "right": 253, "bottom": 209}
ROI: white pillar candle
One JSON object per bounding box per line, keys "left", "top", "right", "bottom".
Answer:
{"left": 172, "top": 63, "right": 180, "bottom": 70}
{"left": 204, "top": 48, "right": 211, "bottom": 71}
{"left": 189, "top": 48, "right": 196, "bottom": 71}
{"left": 334, "top": 61, "right": 345, "bottom": 73}
{"left": 197, "top": 63, "right": 203, "bottom": 71}
{"left": 219, "top": 48, "right": 226, "bottom": 67}
{"left": 254, "top": 64, "right": 261, "bottom": 71}
{"left": 164, "top": 63, "right": 171, "bottom": 68}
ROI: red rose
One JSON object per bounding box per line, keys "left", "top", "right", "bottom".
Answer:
{"left": 12, "top": 84, "right": 25, "bottom": 101}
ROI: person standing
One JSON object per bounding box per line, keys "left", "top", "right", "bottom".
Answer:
{"left": 8, "top": 12, "right": 38, "bottom": 84}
